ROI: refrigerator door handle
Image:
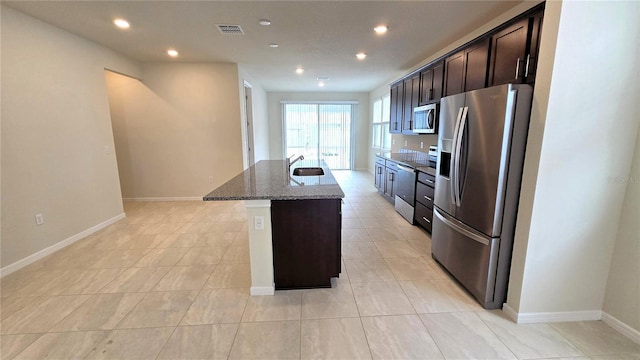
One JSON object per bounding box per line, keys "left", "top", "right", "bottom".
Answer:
{"left": 453, "top": 106, "right": 468, "bottom": 207}
{"left": 434, "top": 208, "right": 489, "bottom": 246}
{"left": 450, "top": 107, "right": 464, "bottom": 206}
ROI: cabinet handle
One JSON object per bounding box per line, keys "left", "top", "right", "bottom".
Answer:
{"left": 428, "top": 88, "right": 433, "bottom": 100}
{"left": 425, "top": 179, "right": 434, "bottom": 184}
{"left": 524, "top": 54, "right": 531, "bottom": 77}
{"left": 424, "top": 196, "right": 432, "bottom": 201}
{"left": 377, "top": 167, "right": 382, "bottom": 174}
{"left": 389, "top": 173, "right": 394, "bottom": 181}
{"left": 422, "top": 216, "right": 431, "bottom": 224}
{"left": 515, "top": 58, "right": 521, "bottom": 79}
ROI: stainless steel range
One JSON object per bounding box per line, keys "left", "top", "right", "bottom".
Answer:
{"left": 394, "top": 162, "right": 416, "bottom": 224}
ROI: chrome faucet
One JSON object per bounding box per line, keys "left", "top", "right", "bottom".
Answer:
{"left": 286, "top": 154, "right": 304, "bottom": 172}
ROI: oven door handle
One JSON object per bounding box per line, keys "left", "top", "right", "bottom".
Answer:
{"left": 397, "top": 164, "right": 414, "bottom": 172}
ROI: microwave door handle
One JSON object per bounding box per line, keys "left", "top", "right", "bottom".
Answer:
{"left": 450, "top": 107, "right": 464, "bottom": 206}
{"left": 453, "top": 106, "right": 468, "bottom": 207}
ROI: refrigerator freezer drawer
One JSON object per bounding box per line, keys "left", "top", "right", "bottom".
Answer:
{"left": 431, "top": 207, "right": 500, "bottom": 308}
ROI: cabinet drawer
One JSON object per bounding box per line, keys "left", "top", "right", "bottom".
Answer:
{"left": 417, "top": 171, "right": 435, "bottom": 186}
{"left": 416, "top": 182, "right": 435, "bottom": 208}
{"left": 415, "top": 203, "right": 433, "bottom": 233}
{"left": 375, "top": 156, "right": 386, "bottom": 167}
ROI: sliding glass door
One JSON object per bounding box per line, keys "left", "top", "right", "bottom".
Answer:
{"left": 283, "top": 103, "right": 354, "bottom": 170}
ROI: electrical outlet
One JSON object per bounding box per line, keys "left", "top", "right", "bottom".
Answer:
{"left": 208, "top": 176, "right": 214, "bottom": 183}
{"left": 254, "top": 216, "right": 264, "bottom": 230}
{"left": 404, "top": 140, "right": 408, "bottom": 147}
{"left": 392, "top": 139, "right": 396, "bottom": 145}
{"left": 103, "top": 145, "right": 111, "bottom": 155}
{"left": 35, "top": 213, "right": 44, "bottom": 225}
{"left": 420, "top": 142, "right": 424, "bottom": 149}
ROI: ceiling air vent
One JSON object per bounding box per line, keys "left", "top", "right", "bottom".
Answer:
{"left": 216, "top": 24, "right": 244, "bottom": 35}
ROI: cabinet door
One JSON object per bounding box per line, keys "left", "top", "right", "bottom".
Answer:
{"left": 488, "top": 18, "right": 529, "bottom": 86}
{"left": 419, "top": 68, "right": 433, "bottom": 105}
{"left": 525, "top": 10, "right": 544, "bottom": 84}
{"left": 384, "top": 167, "right": 397, "bottom": 199}
{"left": 374, "top": 163, "right": 385, "bottom": 191}
{"left": 444, "top": 38, "right": 490, "bottom": 96}
{"left": 444, "top": 51, "right": 465, "bottom": 96}
{"left": 389, "top": 83, "right": 402, "bottom": 133}
{"left": 431, "top": 61, "right": 444, "bottom": 101}
{"left": 464, "top": 37, "right": 490, "bottom": 92}
{"left": 402, "top": 77, "right": 414, "bottom": 133}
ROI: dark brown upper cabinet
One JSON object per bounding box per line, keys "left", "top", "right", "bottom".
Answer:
{"left": 419, "top": 61, "right": 444, "bottom": 105}
{"left": 389, "top": 82, "right": 402, "bottom": 134}
{"left": 387, "top": 4, "right": 544, "bottom": 136}
{"left": 489, "top": 9, "right": 544, "bottom": 86}
{"left": 526, "top": 10, "right": 544, "bottom": 84}
{"left": 444, "top": 37, "right": 490, "bottom": 97}
{"left": 402, "top": 74, "right": 419, "bottom": 134}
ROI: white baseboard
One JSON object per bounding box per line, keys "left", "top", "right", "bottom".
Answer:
{"left": 0, "top": 213, "right": 126, "bottom": 278}
{"left": 502, "top": 303, "right": 602, "bottom": 324}
{"left": 602, "top": 312, "right": 640, "bottom": 345}
{"left": 502, "top": 303, "right": 519, "bottom": 322}
{"left": 250, "top": 285, "right": 275, "bottom": 296}
{"left": 122, "top": 197, "right": 202, "bottom": 202}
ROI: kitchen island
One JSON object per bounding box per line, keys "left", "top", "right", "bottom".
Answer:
{"left": 204, "top": 160, "right": 345, "bottom": 295}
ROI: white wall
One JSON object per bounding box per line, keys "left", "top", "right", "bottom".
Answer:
{"left": 267, "top": 92, "right": 370, "bottom": 170}
{"left": 603, "top": 124, "right": 640, "bottom": 333}
{"left": 238, "top": 66, "right": 270, "bottom": 165}
{"left": 106, "top": 63, "right": 244, "bottom": 200}
{"left": 507, "top": 0, "right": 640, "bottom": 320}
{"left": 1, "top": 6, "right": 141, "bottom": 270}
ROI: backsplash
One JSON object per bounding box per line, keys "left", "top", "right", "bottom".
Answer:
{"left": 391, "top": 134, "right": 438, "bottom": 153}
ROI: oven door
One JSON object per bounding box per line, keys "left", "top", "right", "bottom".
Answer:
{"left": 394, "top": 163, "right": 417, "bottom": 224}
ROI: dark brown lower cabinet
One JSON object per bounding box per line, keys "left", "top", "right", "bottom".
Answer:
{"left": 415, "top": 171, "right": 436, "bottom": 233}
{"left": 271, "top": 199, "right": 341, "bottom": 289}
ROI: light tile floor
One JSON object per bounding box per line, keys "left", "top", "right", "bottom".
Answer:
{"left": 1, "top": 170, "right": 639, "bottom": 359}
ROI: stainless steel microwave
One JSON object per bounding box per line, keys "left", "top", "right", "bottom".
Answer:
{"left": 412, "top": 103, "right": 438, "bottom": 134}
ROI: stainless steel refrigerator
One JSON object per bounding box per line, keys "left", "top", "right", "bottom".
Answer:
{"left": 432, "top": 84, "right": 533, "bottom": 309}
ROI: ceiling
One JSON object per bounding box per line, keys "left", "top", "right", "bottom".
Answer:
{"left": 3, "top": 1, "right": 524, "bottom": 92}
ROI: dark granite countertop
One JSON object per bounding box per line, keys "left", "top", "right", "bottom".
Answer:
{"left": 203, "top": 160, "right": 345, "bottom": 201}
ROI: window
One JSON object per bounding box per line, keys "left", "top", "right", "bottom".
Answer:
{"left": 372, "top": 94, "right": 391, "bottom": 150}
{"left": 283, "top": 102, "right": 355, "bottom": 170}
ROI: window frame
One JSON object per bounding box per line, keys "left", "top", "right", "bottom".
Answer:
{"left": 371, "top": 94, "right": 391, "bottom": 151}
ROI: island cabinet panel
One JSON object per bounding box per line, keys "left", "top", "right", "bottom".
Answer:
{"left": 271, "top": 199, "right": 341, "bottom": 289}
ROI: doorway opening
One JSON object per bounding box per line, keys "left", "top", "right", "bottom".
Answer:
{"left": 243, "top": 82, "right": 255, "bottom": 168}
{"left": 282, "top": 102, "right": 355, "bottom": 170}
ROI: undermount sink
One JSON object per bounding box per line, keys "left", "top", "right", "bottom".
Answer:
{"left": 292, "top": 167, "right": 325, "bottom": 176}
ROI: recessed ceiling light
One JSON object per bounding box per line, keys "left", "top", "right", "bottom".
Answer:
{"left": 374, "top": 25, "right": 388, "bottom": 34}
{"left": 113, "top": 18, "right": 130, "bottom": 29}
{"left": 167, "top": 49, "right": 179, "bottom": 57}
{"left": 318, "top": 81, "right": 325, "bottom": 87}
{"left": 317, "top": 77, "right": 330, "bottom": 81}
{"left": 269, "top": 43, "right": 279, "bottom": 48}
{"left": 259, "top": 19, "right": 271, "bottom": 26}
{"left": 356, "top": 52, "right": 367, "bottom": 60}
{"left": 296, "top": 68, "right": 304, "bottom": 74}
